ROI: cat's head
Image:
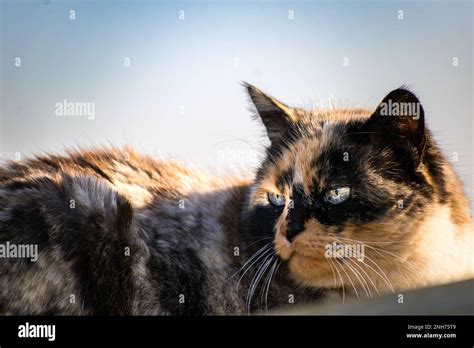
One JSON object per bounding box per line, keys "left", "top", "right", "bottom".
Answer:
{"left": 243, "top": 83, "right": 437, "bottom": 292}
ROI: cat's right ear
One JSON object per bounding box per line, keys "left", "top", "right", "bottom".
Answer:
{"left": 364, "top": 88, "right": 426, "bottom": 167}
{"left": 244, "top": 82, "right": 297, "bottom": 144}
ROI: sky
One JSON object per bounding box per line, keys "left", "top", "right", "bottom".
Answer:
{"left": 1, "top": 0, "right": 473, "bottom": 208}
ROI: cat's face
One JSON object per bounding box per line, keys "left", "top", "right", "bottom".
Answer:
{"left": 244, "top": 84, "right": 433, "bottom": 292}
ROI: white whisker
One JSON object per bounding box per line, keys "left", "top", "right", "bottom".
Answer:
{"left": 246, "top": 253, "right": 274, "bottom": 314}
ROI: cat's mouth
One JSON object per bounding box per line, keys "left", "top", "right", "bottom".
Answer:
{"left": 274, "top": 235, "right": 338, "bottom": 288}
{"left": 275, "top": 231, "right": 327, "bottom": 262}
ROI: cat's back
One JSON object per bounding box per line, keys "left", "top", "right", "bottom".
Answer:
{"left": 0, "top": 148, "right": 248, "bottom": 315}
{"left": 1, "top": 148, "right": 198, "bottom": 203}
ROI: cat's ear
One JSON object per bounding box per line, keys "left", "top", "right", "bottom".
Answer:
{"left": 244, "top": 83, "right": 297, "bottom": 144}
{"left": 365, "top": 88, "right": 426, "bottom": 163}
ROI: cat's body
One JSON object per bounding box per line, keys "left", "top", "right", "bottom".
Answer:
{"left": 0, "top": 85, "right": 472, "bottom": 315}
{"left": 0, "top": 149, "right": 326, "bottom": 314}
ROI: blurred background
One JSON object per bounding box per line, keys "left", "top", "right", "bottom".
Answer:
{"left": 1, "top": 0, "right": 472, "bottom": 210}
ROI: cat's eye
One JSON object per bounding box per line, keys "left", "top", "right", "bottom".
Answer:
{"left": 324, "top": 187, "right": 351, "bottom": 204}
{"left": 267, "top": 192, "right": 286, "bottom": 207}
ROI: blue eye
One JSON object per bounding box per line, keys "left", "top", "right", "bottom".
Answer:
{"left": 325, "top": 187, "right": 351, "bottom": 204}
{"left": 268, "top": 192, "right": 286, "bottom": 207}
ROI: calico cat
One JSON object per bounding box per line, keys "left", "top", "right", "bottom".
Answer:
{"left": 0, "top": 84, "right": 472, "bottom": 315}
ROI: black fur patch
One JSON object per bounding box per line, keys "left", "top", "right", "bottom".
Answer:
{"left": 46, "top": 177, "right": 136, "bottom": 314}
{"left": 286, "top": 187, "right": 309, "bottom": 241}
{"left": 149, "top": 248, "right": 209, "bottom": 316}
{"left": 246, "top": 203, "right": 284, "bottom": 242}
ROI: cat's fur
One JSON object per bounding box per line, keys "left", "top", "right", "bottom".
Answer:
{"left": 0, "top": 84, "right": 472, "bottom": 315}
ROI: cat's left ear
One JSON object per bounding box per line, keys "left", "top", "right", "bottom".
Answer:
{"left": 244, "top": 83, "right": 297, "bottom": 144}
{"left": 365, "top": 88, "right": 426, "bottom": 164}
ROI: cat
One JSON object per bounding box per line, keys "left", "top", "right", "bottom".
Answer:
{"left": 0, "top": 84, "right": 472, "bottom": 315}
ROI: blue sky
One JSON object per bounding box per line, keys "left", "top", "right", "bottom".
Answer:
{"left": 1, "top": 0, "right": 473, "bottom": 206}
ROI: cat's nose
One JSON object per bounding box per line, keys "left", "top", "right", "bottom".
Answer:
{"left": 286, "top": 219, "right": 305, "bottom": 242}
{"left": 286, "top": 188, "right": 308, "bottom": 242}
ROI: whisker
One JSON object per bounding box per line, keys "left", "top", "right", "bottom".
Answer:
{"left": 331, "top": 235, "right": 415, "bottom": 291}
{"left": 241, "top": 236, "right": 274, "bottom": 251}
{"left": 346, "top": 257, "right": 380, "bottom": 296}
{"left": 341, "top": 257, "right": 371, "bottom": 298}
{"left": 335, "top": 258, "right": 360, "bottom": 299}
{"left": 330, "top": 235, "right": 404, "bottom": 245}
{"left": 259, "top": 256, "right": 275, "bottom": 308}
{"left": 365, "top": 245, "right": 407, "bottom": 262}
{"left": 328, "top": 257, "right": 345, "bottom": 303}
{"left": 231, "top": 243, "right": 271, "bottom": 283}
{"left": 259, "top": 257, "right": 278, "bottom": 311}
{"left": 361, "top": 255, "right": 395, "bottom": 292}
{"left": 324, "top": 256, "right": 338, "bottom": 288}
{"left": 265, "top": 260, "right": 281, "bottom": 311}
{"left": 236, "top": 246, "right": 273, "bottom": 290}
{"left": 246, "top": 252, "right": 274, "bottom": 314}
